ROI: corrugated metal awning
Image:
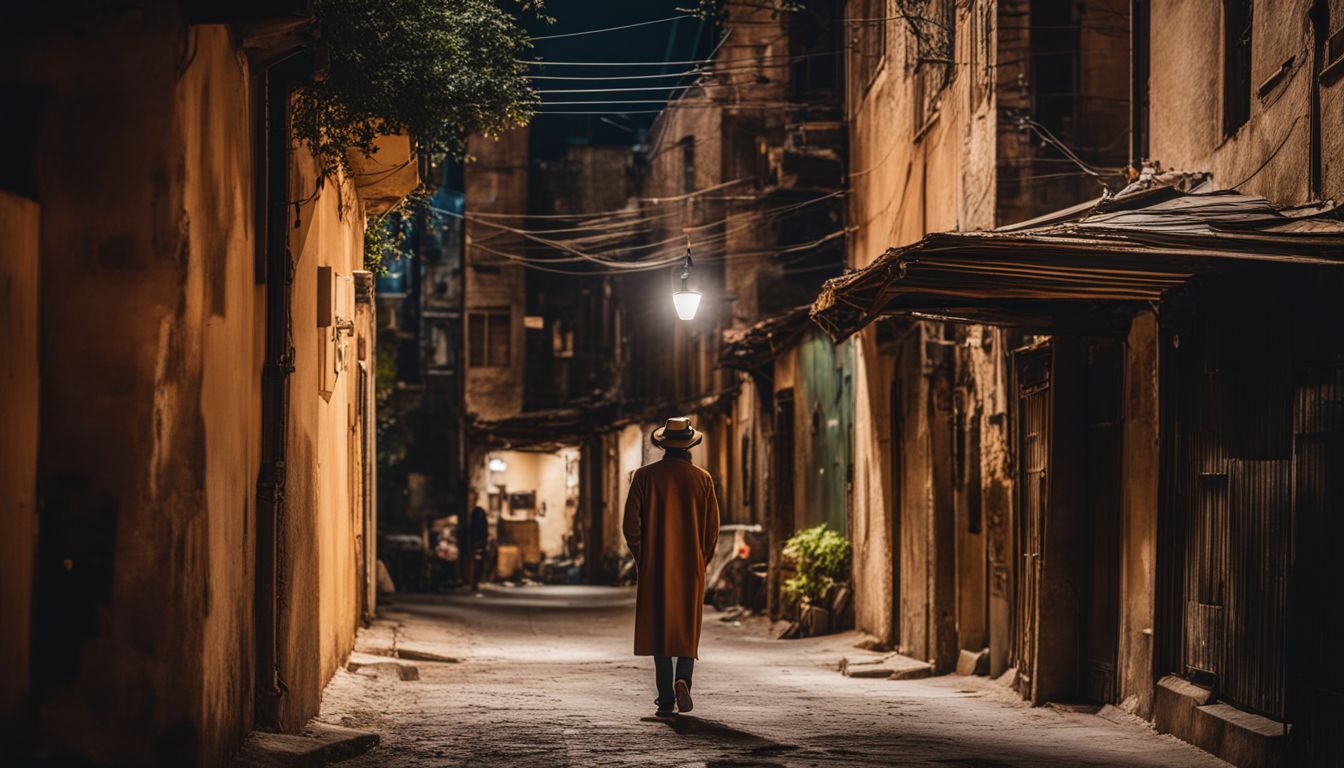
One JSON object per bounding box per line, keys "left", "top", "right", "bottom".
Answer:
{"left": 718, "top": 306, "right": 814, "bottom": 375}
{"left": 811, "top": 183, "right": 1344, "bottom": 341}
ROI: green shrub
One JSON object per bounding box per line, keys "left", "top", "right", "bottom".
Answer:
{"left": 781, "top": 523, "right": 851, "bottom": 606}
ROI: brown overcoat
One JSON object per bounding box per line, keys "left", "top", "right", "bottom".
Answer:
{"left": 622, "top": 455, "right": 720, "bottom": 658}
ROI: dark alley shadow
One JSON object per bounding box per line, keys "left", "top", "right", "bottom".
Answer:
{"left": 637, "top": 715, "right": 798, "bottom": 755}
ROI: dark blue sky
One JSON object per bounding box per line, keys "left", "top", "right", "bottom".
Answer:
{"left": 522, "top": 1, "right": 716, "bottom": 156}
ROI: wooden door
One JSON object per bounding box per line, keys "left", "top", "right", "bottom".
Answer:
{"left": 1015, "top": 345, "right": 1051, "bottom": 699}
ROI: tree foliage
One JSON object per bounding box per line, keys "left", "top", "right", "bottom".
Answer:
{"left": 296, "top": 0, "right": 540, "bottom": 179}
{"left": 781, "top": 523, "right": 851, "bottom": 605}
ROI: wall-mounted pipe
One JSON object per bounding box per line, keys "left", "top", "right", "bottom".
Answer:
{"left": 254, "top": 50, "right": 311, "bottom": 730}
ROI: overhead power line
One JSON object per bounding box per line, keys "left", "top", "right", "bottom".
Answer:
{"left": 539, "top": 83, "right": 705, "bottom": 94}
{"left": 530, "top": 15, "right": 690, "bottom": 41}
{"left": 519, "top": 49, "right": 838, "bottom": 68}
{"left": 529, "top": 70, "right": 706, "bottom": 81}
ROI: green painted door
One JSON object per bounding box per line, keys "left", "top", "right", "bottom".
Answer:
{"left": 795, "top": 329, "right": 853, "bottom": 535}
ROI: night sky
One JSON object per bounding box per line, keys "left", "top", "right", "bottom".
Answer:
{"left": 521, "top": 1, "right": 717, "bottom": 158}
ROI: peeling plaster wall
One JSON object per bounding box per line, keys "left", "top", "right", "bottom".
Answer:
{"left": 186, "top": 28, "right": 264, "bottom": 758}
{"left": 14, "top": 18, "right": 260, "bottom": 763}
{"left": 8, "top": 16, "right": 379, "bottom": 762}
{"left": 845, "top": 0, "right": 998, "bottom": 647}
{"left": 1149, "top": 0, "right": 1344, "bottom": 202}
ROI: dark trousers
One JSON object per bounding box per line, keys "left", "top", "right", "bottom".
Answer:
{"left": 654, "top": 656, "right": 695, "bottom": 708}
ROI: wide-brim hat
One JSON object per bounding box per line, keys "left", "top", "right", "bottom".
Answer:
{"left": 652, "top": 416, "right": 702, "bottom": 449}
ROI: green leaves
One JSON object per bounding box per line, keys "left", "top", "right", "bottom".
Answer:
{"left": 295, "top": 0, "right": 540, "bottom": 180}
{"left": 781, "top": 523, "right": 851, "bottom": 606}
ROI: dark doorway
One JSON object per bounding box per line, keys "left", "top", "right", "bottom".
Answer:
{"left": 1014, "top": 337, "right": 1124, "bottom": 705}
{"left": 1081, "top": 339, "right": 1123, "bottom": 704}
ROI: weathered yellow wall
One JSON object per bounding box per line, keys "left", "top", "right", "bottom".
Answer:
{"left": 844, "top": 0, "right": 998, "bottom": 646}
{"left": 187, "top": 27, "right": 264, "bottom": 759}
{"left": 281, "top": 141, "right": 367, "bottom": 730}
{"left": 850, "top": 330, "right": 895, "bottom": 644}
{"left": 14, "top": 18, "right": 262, "bottom": 763}
{"left": 0, "top": 191, "right": 39, "bottom": 718}
{"left": 8, "top": 14, "right": 385, "bottom": 761}
{"left": 1149, "top": 0, "right": 1343, "bottom": 202}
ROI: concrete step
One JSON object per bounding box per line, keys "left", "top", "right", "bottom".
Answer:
{"left": 347, "top": 651, "right": 420, "bottom": 681}
{"left": 1154, "top": 674, "right": 1287, "bottom": 768}
{"left": 234, "top": 723, "right": 378, "bottom": 767}
{"left": 839, "top": 653, "right": 934, "bottom": 681}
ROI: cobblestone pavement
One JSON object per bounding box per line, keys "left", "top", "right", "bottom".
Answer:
{"left": 315, "top": 586, "right": 1229, "bottom": 767}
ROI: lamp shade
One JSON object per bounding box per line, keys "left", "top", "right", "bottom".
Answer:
{"left": 672, "top": 290, "right": 702, "bottom": 320}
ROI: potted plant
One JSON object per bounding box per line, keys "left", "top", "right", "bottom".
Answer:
{"left": 781, "top": 524, "right": 851, "bottom": 637}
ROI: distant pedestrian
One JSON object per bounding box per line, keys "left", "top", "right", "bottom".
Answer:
{"left": 622, "top": 417, "right": 720, "bottom": 718}
{"left": 459, "top": 492, "right": 490, "bottom": 591}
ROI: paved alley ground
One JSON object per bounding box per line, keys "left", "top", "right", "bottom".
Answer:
{"left": 314, "top": 586, "right": 1229, "bottom": 768}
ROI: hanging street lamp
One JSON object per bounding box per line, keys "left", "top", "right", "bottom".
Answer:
{"left": 672, "top": 235, "right": 701, "bottom": 320}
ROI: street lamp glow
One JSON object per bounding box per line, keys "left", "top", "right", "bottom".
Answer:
{"left": 672, "top": 237, "right": 699, "bottom": 320}
{"left": 672, "top": 289, "right": 702, "bottom": 320}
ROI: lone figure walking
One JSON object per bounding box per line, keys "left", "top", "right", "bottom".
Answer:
{"left": 622, "top": 416, "right": 720, "bottom": 718}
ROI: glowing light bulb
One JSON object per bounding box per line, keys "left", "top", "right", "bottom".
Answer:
{"left": 672, "top": 290, "right": 702, "bottom": 320}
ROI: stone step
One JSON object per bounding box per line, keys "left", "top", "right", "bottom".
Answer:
{"left": 234, "top": 723, "right": 378, "bottom": 768}
{"left": 839, "top": 654, "right": 935, "bottom": 681}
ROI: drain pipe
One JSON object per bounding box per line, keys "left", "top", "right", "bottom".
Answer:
{"left": 255, "top": 50, "right": 312, "bottom": 729}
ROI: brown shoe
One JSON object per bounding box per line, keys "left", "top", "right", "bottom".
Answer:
{"left": 674, "top": 679, "right": 693, "bottom": 713}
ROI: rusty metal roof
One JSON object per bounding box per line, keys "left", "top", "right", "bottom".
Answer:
{"left": 811, "top": 184, "right": 1344, "bottom": 340}
{"left": 718, "top": 306, "right": 814, "bottom": 375}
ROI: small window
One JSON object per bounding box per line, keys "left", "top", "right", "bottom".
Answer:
{"left": 467, "top": 308, "right": 511, "bottom": 367}
{"left": 680, "top": 137, "right": 696, "bottom": 194}
{"left": 1222, "top": 0, "right": 1252, "bottom": 136}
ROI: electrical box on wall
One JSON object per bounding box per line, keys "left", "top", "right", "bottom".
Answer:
{"left": 317, "top": 266, "right": 354, "bottom": 401}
